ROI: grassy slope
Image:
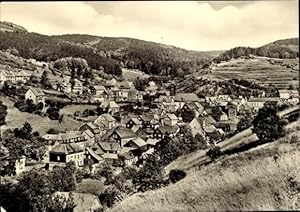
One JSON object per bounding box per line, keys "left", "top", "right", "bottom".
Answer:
{"left": 0, "top": 95, "right": 84, "bottom": 135}
{"left": 210, "top": 57, "right": 299, "bottom": 89}
{"left": 110, "top": 129, "right": 300, "bottom": 211}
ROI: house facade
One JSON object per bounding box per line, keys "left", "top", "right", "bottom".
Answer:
{"left": 25, "top": 87, "right": 45, "bottom": 104}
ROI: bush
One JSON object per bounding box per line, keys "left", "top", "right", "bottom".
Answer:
{"left": 169, "top": 169, "right": 186, "bottom": 183}
{"left": 206, "top": 146, "right": 222, "bottom": 160}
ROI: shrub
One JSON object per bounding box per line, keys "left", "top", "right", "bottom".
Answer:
{"left": 206, "top": 146, "right": 222, "bottom": 160}
{"left": 169, "top": 169, "right": 186, "bottom": 183}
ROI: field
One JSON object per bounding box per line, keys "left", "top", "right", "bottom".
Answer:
{"left": 0, "top": 95, "right": 85, "bottom": 135}
{"left": 209, "top": 57, "right": 299, "bottom": 89}
{"left": 110, "top": 129, "right": 300, "bottom": 212}
{"left": 122, "top": 68, "right": 149, "bottom": 81}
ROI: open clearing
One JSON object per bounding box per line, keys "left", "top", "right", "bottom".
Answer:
{"left": 122, "top": 68, "right": 149, "bottom": 81}
{"left": 0, "top": 95, "right": 84, "bottom": 135}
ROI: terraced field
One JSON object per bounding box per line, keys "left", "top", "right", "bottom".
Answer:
{"left": 211, "top": 57, "right": 299, "bottom": 89}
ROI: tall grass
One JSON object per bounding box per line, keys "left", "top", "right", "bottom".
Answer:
{"left": 110, "top": 131, "right": 300, "bottom": 212}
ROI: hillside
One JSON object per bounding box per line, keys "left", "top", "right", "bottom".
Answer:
{"left": 0, "top": 21, "right": 28, "bottom": 33}
{"left": 53, "top": 34, "right": 214, "bottom": 75}
{"left": 214, "top": 38, "right": 299, "bottom": 63}
{"left": 110, "top": 128, "right": 300, "bottom": 211}
{"left": 0, "top": 25, "right": 213, "bottom": 78}
{"left": 209, "top": 57, "right": 299, "bottom": 89}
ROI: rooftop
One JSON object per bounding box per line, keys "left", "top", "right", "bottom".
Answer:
{"left": 174, "top": 93, "right": 200, "bottom": 102}
{"left": 50, "top": 143, "right": 84, "bottom": 154}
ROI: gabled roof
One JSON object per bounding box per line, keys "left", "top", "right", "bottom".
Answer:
{"left": 50, "top": 143, "right": 84, "bottom": 154}
{"left": 98, "top": 141, "right": 120, "bottom": 152}
{"left": 131, "top": 125, "right": 141, "bottom": 133}
{"left": 248, "top": 97, "right": 280, "bottom": 102}
{"left": 86, "top": 122, "right": 100, "bottom": 131}
{"left": 174, "top": 93, "right": 200, "bottom": 102}
{"left": 82, "top": 129, "right": 94, "bottom": 139}
{"left": 100, "top": 100, "right": 120, "bottom": 109}
{"left": 128, "top": 118, "right": 142, "bottom": 125}
{"left": 126, "top": 137, "right": 147, "bottom": 148}
{"left": 28, "top": 87, "right": 45, "bottom": 96}
{"left": 139, "top": 114, "right": 154, "bottom": 122}
{"left": 146, "top": 138, "right": 160, "bottom": 146}
{"left": 156, "top": 126, "right": 179, "bottom": 134}
{"left": 118, "top": 81, "right": 131, "bottom": 89}
{"left": 114, "top": 127, "right": 137, "bottom": 139}
{"left": 95, "top": 114, "right": 116, "bottom": 125}
{"left": 185, "top": 102, "right": 204, "bottom": 110}
{"left": 93, "top": 85, "right": 106, "bottom": 90}
{"left": 164, "top": 113, "right": 178, "bottom": 120}
{"left": 204, "top": 125, "right": 216, "bottom": 133}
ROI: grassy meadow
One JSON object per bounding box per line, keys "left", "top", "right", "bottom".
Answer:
{"left": 110, "top": 129, "right": 300, "bottom": 212}
{"left": 0, "top": 95, "right": 84, "bottom": 135}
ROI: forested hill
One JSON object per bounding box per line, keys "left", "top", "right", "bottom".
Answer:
{"left": 52, "top": 34, "right": 214, "bottom": 75}
{"left": 214, "top": 38, "right": 299, "bottom": 63}
{"left": 0, "top": 27, "right": 214, "bottom": 77}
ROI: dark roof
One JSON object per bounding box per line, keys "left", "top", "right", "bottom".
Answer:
{"left": 248, "top": 97, "right": 280, "bottom": 102}
{"left": 29, "top": 87, "right": 45, "bottom": 96}
{"left": 97, "top": 141, "right": 120, "bottom": 152}
{"left": 50, "top": 143, "right": 83, "bottom": 154}
{"left": 115, "top": 128, "right": 137, "bottom": 139}
{"left": 156, "top": 126, "right": 179, "bottom": 134}
{"left": 174, "top": 93, "right": 200, "bottom": 102}
{"left": 139, "top": 114, "right": 154, "bottom": 122}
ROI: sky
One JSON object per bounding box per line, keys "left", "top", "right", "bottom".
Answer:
{"left": 0, "top": 1, "right": 298, "bottom": 51}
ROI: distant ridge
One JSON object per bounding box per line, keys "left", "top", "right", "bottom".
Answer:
{"left": 0, "top": 21, "right": 28, "bottom": 32}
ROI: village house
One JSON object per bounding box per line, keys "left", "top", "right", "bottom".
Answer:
{"left": 49, "top": 142, "right": 84, "bottom": 168}
{"left": 99, "top": 100, "right": 120, "bottom": 115}
{"left": 189, "top": 115, "right": 217, "bottom": 136}
{"left": 25, "top": 87, "right": 45, "bottom": 104}
{"left": 153, "top": 125, "right": 179, "bottom": 139}
{"left": 72, "top": 79, "right": 83, "bottom": 95}
{"left": 278, "top": 89, "right": 299, "bottom": 104}
{"left": 247, "top": 97, "right": 280, "bottom": 111}
{"left": 123, "top": 136, "right": 147, "bottom": 151}
{"left": 174, "top": 93, "right": 202, "bottom": 110}
{"left": 104, "top": 126, "right": 137, "bottom": 147}
{"left": 43, "top": 131, "right": 87, "bottom": 148}
{"left": 181, "top": 102, "right": 205, "bottom": 117}
{"left": 117, "top": 81, "right": 131, "bottom": 102}
{"left": 79, "top": 122, "right": 104, "bottom": 145}
{"left": 230, "top": 96, "right": 247, "bottom": 112}
{"left": 0, "top": 69, "right": 30, "bottom": 83}
{"left": 15, "top": 156, "right": 26, "bottom": 176}
{"left": 126, "top": 117, "right": 142, "bottom": 129}
{"left": 89, "top": 85, "right": 109, "bottom": 102}
{"left": 94, "top": 113, "right": 116, "bottom": 130}
{"left": 154, "top": 95, "right": 177, "bottom": 113}
{"left": 86, "top": 141, "right": 121, "bottom": 163}
{"left": 161, "top": 113, "right": 179, "bottom": 126}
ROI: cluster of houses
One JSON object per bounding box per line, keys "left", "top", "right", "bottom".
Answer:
{"left": 52, "top": 78, "right": 144, "bottom": 103}
{"left": 7, "top": 75, "right": 300, "bottom": 175}
{"left": 0, "top": 68, "right": 31, "bottom": 84}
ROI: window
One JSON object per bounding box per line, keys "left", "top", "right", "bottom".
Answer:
{"left": 57, "top": 156, "right": 60, "bottom": 161}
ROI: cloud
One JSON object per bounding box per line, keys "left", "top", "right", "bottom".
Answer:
{"left": 0, "top": 1, "right": 298, "bottom": 51}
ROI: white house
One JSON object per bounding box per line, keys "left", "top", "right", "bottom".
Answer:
{"left": 25, "top": 87, "right": 45, "bottom": 104}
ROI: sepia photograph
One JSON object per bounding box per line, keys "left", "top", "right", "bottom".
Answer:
{"left": 0, "top": 1, "right": 299, "bottom": 211}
